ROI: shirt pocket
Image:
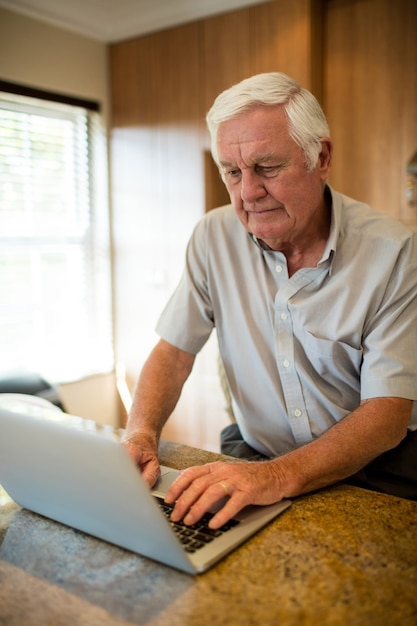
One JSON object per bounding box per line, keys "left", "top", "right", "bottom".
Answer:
{"left": 301, "top": 330, "right": 363, "bottom": 384}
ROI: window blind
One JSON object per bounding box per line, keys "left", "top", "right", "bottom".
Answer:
{"left": 0, "top": 90, "right": 113, "bottom": 382}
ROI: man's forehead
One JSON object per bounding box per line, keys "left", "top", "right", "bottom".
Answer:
{"left": 217, "top": 109, "right": 292, "bottom": 162}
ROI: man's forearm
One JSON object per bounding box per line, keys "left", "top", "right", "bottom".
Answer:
{"left": 124, "top": 339, "right": 195, "bottom": 444}
{"left": 274, "top": 397, "right": 412, "bottom": 498}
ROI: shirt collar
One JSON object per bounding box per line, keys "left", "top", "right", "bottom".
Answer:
{"left": 249, "top": 233, "right": 271, "bottom": 250}
{"left": 317, "top": 185, "right": 342, "bottom": 275}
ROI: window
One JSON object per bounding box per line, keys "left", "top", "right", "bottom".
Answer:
{"left": 0, "top": 85, "right": 113, "bottom": 382}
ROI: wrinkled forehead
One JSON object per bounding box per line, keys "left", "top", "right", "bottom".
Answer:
{"left": 216, "top": 106, "right": 294, "bottom": 166}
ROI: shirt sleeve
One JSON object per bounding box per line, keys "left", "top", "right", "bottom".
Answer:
{"left": 360, "top": 231, "right": 417, "bottom": 402}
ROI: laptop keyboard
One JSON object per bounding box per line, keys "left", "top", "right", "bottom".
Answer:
{"left": 154, "top": 496, "right": 240, "bottom": 553}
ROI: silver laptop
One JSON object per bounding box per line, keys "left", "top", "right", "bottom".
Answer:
{"left": 0, "top": 404, "right": 291, "bottom": 574}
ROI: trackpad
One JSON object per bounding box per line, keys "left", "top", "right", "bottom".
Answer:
{"left": 151, "top": 465, "right": 181, "bottom": 497}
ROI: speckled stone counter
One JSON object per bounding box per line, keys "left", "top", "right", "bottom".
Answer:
{"left": 1, "top": 440, "right": 417, "bottom": 626}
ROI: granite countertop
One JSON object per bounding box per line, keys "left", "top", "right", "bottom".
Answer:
{"left": 1, "top": 440, "right": 417, "bottom": 626}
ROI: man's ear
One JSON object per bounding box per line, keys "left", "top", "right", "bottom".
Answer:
{"left": 319, "top": 139, "right": 333, "bottom": 179}
{"left": 319, "top": 137, "right": 333, "bottom": 172}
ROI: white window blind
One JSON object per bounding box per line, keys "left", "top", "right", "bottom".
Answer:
{"left": 0, "top": 89, "right": 113, "bottom": 382}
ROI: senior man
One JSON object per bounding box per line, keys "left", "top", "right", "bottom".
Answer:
{"left": 123, "top": 72, "right": 417, "bottom": 529}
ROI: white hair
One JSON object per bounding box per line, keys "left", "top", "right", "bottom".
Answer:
{"left": 206, "top": 72, "right": 330, "bottom": 171}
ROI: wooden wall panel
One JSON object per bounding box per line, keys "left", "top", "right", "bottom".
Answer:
{"left": 201, "top": 8, "right": 255, "bottom": 118}
{"left": 324, "top": 0, "right": 417, "bottom": 224}
{"left": 253, "top": 0, "right": 323, "bottom": 93}
{"left": 201, "top": 0, "right": 322, "bottom": 120}
{"left": 150, "top": 27, "right": 202, "bottom": 124}
{"left": 111, "top": 25, "right": 202, "bottom": 126}
{"left": 110, "top": 36, "right": 156, "bottom": 126}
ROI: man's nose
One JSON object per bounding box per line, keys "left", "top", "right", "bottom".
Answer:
{"left": 240, "top": 170, "right": 267, "bottom": 203}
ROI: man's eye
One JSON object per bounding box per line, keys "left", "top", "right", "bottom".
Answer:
{"left": 225, "top": 169, "right": 241, "bottom": 180}
{"left": 257, "top": 165, "right": 279, "bottom": 176}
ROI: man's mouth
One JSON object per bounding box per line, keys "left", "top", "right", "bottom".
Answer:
{"left": 246, "top": 206, "right": 282, "bottom": 215}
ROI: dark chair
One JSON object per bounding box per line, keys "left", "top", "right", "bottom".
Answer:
{"left": 0, "top": 370, "right": 66, "bottom": 411}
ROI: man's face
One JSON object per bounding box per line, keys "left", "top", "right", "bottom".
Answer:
{"left": 216, "top": 105, "right": 332, "bottom": 251}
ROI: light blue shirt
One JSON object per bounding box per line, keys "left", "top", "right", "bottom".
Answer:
{"left": 156, "top": 187, "right": 417, "bottom": 457}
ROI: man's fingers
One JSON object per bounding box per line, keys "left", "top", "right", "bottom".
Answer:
{"left": 208, "top": 493, "right": 249, "bottom": 529}
{"left": 167, "top": 466, "right": 251, "bottom": 527}
{"left": 141, "top": 460, "right": 161, "bottom": 487}
{"left": 121, "top": 439, "right": 160, "bottom": 486}
{"left": 165, "top": 465, "right": 210, "bottom": 504}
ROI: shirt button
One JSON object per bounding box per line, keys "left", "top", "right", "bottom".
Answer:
{"left": 275, "top": 265, "right": 283, "bottom": 273}
{"left": 283, "top": 359, "right": 290, "bottom": 368}
{"left": 294, "top": 409, "right": 302, "bottom": 417}
{"left": 280, "top": 312, "right": 287, "bottom": 320}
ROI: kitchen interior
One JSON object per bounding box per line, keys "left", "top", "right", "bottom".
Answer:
{"left": 1, "top": 0, "right": 416, "bottom": 453}
{"left": 1, "top": 1, "right": 417, "bottom": 623}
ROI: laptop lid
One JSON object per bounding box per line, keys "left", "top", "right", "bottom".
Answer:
{"left": 0, "top": 405, "right": 291, "bottom": 574}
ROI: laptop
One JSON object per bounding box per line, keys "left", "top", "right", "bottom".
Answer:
{"left": 0, "top": 403, "right": 291, "bottom": 575}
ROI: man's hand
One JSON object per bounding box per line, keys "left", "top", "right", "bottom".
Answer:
{"left": 121, "top": 431, "right": 160, "bottom": 487}
{"left": 165, "top": 460, "right": 288, "bottom": 529}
